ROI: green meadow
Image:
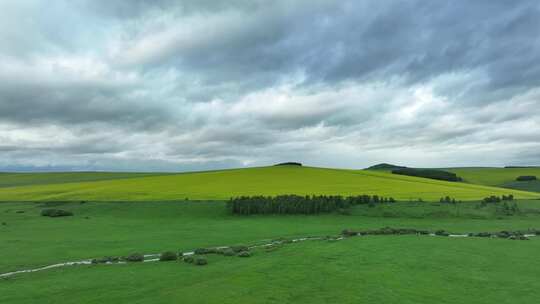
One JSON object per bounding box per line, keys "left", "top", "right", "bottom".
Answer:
{"left": 2, "top": 200, "right": 540, "bottom": 303}
{"left": 1, "top": 166, "right": 540, "bottom": 303}
{"left": 0, "top": 166, "right": 537, "bottom": 201}
{"left": 447, "top": 167, "right": 540, "bottom": 192}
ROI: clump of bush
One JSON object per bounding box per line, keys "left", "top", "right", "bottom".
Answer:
{"left": 159, "top": 251, "right": 178, "bottom": 261}
{"left": 194, "top": 257, "right": 208, "bottom": 265}
{"left": 237, "top": 251, "right": 251, "bottom": 258}
{"left": 223, "top": 249, "right": 236, "bottom": 256}
{"left": 434, "top": 230, "right": 450, "bottom": 236}
{"left": 516, "top": 176, "right": 537, "bottom": 181}
{"left": 91, "top": 256, "right": 120, "bottom": 264}
{"left": 125, "top": 253, "right": 144, "bottom": 262}
{"left": 183, "top": 256, "right": 195, "bottom": 264}
{"left": 231, "top": 245, "right": 249, "bottom": 253}
{"left": 41, "top": 209, "right": 73, "bottom": 217}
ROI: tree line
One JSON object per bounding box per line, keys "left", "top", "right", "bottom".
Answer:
{"left": 227, "top": 194, "right": 396, "bottom": 215}
{"left": 392, "top": 168, "right": 462, "bottom": 182}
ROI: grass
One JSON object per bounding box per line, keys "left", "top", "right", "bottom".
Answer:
{"left": 447, "top": 167, "right": 540, "bottom": 187}
{"left": 2, "top": 168, "right": 540, "bottom": 303}
{"left": 0, "top": 166, "right": 537, "bottom": 201}
{"left": 500, "top": 180, "right": 540, "bottom": 193}
{"left": 1, "top": 200, "right": 540, "bottom": 303}
{"left": 0, "top": 172, "right": 169, "bottom": 188}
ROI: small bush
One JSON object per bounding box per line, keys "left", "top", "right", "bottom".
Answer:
{"left": 237, "top": 251, "right": 251, "bottom": 257}
{"left": 223, "top": 249, "right": 235, "bottom": 256}
{"left": 159, "top": 251, "right": 178, "bottom": 261}
{"left": 125, "top": 253, "right": 144, "bottom": 262}
{"left": 195, "top": 257, "right": 208, "bottom": 265}
{"left": 231, "top": 245, "right": 249, "bottom": 253}
{"left": 516, "top": 176, "right": 537, "bottom": 181}
{"left": 91, "top": 256, "right": 120, "bottom": 264}
{"left": 40, "top": 209, "right": 73, "bottom": 217}
{"left": 183, "top": 256, "right": 195, "bottom": 263}
{"left": 434, "top": 230, "right": 449, "bottom": 236}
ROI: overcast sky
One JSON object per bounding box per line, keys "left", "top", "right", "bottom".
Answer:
{"left": 1, "top": 0, "right": 539, "bottom": 171}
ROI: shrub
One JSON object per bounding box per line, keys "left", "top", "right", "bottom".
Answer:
{"left": 231, "top": 245, "right": 249, "bottom": 253}
{"left": 183, "top": 256, "right": 195, "bottom": 263}
{"left": 223, "top": 249, "right": 235, "bottom": 256}
{"left": 125, "top": 253, "right": 144, "bottom": 262}
{"left": 516, "top": 176, "right": 537, "bottom": 181}
{"left": 237, "top": 251, "right": 251, "bottom": 257}
{"left": 41, "top": 209, "right": 73, "bottom": 217}
{"left": 183, "top": 256, "right": 194, "bottom": 263}
{"left": 482, "top": 196, "right": 501, "bottom": 204}
{"left": 91, "top": 256, "right": 120, "bottom": 264}
{"left": 195, "top": 257, "right": 208, "bottom": 265}
{"left": 434, "top": 230, "right": 449, "bottom": 236}
{"left": 159, "top": 251, "right": 178, "bottom": 261}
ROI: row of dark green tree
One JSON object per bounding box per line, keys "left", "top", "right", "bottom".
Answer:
{"left": 482, "top": 194, "right": 514, "bottom": 204}
{"left": 392, "top": 168, "right": 462, "bottom": 182}
{"left": 227, "top": 194, "right": 396, "bottom": 215}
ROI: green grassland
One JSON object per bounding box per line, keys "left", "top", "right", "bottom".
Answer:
{"left": 0, "top": 172, "right": 169, "bottom": 188}
{"left": 2, "top": 167, "right": 540, "bottom": 303}
{"left": 0, "top": 166, "right": 537, "bottom": 201}
{"left": 447, "top": 167, "right": 540, "bottom": 186}
{"left": 2, "top": 200, "right": 540, "bottom": 303}
{"left": 447, "top": 167, "right": 540, "bottom": 192}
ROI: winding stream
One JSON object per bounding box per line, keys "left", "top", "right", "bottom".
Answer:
{"left": 1, "top": 232, "right": 536, "bottom": 279}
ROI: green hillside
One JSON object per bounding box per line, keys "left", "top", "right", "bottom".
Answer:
{"left": 447, "top": 167, "right": 540, "bottom": 193}
{"left": 0, "top": 166, "right": 537, "bottom": 201}
{"left": 0, "top": 172, "right": 169, "bottom": 188}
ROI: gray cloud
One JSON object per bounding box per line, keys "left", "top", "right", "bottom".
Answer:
{"left": 0, "top": 0, "right": 539, "bottom": 171}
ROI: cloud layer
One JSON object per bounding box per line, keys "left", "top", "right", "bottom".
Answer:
{"left": 1, "top": 0, "right": 539, "bottom": 171}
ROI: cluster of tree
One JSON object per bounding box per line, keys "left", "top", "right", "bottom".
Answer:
{"left": 482, "top": 194, "right": 514, "bottom": 204}
{"left": 274, "top": 162, "right": 302, "bottom": 166}
{"left": 366, "top": 163, "right": 407, "bottom": 170}
{"left": 505, "top": 166, "right": 540, "bottom": 168}
{"left": 516, "top": 175, "right": 537, "bottom": 181}
{"left": 439, "top": 196, "right": 462, "bottom": 204}
{"left": 40, "top": 209, "right": 73, "bottom": 217}
{"left": 391, "top": 168, "right": 462, "bottom": 182}
{"left": 227, "top": 194, "right": 396, "bottom": 215}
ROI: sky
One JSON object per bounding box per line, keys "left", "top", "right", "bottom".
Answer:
{"left": 0, "top": 0, "right": 539, "bottom": 172}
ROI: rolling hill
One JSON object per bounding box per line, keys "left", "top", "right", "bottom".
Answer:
{"left": 447, "top": 167, "right": 540, "bottom": 193}
{"left": 0, "top": 165, "right": 537, "bottom": 201}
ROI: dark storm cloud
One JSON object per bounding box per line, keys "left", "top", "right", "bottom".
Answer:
{"left": 0, "top": 0, "right": 539, "bottom": 171}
